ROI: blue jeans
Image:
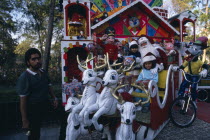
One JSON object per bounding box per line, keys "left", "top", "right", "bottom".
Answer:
{"left": 178, "top": 74, "right": 199, "bottom": 101}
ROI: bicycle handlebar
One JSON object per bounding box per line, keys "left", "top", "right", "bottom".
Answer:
{"left": 179, "top": 69, "right": 202, "bottom": 84}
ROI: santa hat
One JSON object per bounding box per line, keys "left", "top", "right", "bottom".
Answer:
{"left": 193, "top": 36, "right": 208, "bottom": 49}
{"left": 138, "top": 35, "right": 154, "bottom": 45}
{"left": 69, "top": 13, "right": 83, "bottom": 25}
{"left": 141, "top": 53, "right": 156, "bottom": 66}
{"left": 129, "top": 40, "right": 138, "bottom": 49}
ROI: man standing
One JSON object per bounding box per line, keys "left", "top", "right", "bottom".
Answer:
{"left": 16, "top": 48, "right": 58, "bottom": 140}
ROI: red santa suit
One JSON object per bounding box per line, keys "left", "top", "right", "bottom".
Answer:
{"left": 138, "top": 36, "right": 168, "bottom": 70}
{"left": 154, "top": 44, "right": 168, "bottom": 70}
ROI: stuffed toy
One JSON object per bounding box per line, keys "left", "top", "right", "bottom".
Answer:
{"left": 172, "top": 36, "right": 209, "bottom": 103}
{"left": 97, "top": 27, "right": 118, "bottom": 63}
{"left": 163, "top": 38, "right": 179, "bottom": 65}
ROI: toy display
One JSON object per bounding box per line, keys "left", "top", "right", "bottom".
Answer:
{"left": 60, "top": 0, "right": 202, "bottom": 139}
{"left": 123, "top": 56, "right": 135, "bottom": 66}
{"left": 96, "top": 26, "right": 119, "bottom": 63}
{"left": 65, "top": 97, "right": 88, "bottom": 140}
{"left": 172, "top": 36, "right": 209, "bottom": 102}
{"left": 71, "top": 55, "right": 107, "bottom": 129}
{"left": 113, "top": 84, "right": 150, "bottom": 140}
{"left": 138, "top": 36, "right": 167, "bottom": 72}
{"left": 83, "top": 54, "right": 134, "bottom": 131}
{"left": 163, "top": 38, "right": 178, "bottom": 65}
{"left": 62, "top": 79, "right": 83, "bottom": 96}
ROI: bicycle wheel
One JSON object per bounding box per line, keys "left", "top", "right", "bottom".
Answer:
{"left": 197, "top": 89, "right": 208, "bottom": 102}
{"left": 169, "top": 97, "right": 196, "bottom": 128}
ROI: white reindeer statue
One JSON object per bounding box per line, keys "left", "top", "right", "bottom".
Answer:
{"left": 71, "top": 55, "right": 107, "bottom": 129}
{"left": 112, "top": 83, "right": 150, "bottom": 140}
{"left": 65, "top": 97, "right": 88, "bottom": 140}
{"left": 84, "top": 54, "right": 135, "bottom": 132}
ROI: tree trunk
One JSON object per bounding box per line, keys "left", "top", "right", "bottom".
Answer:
{"left": 42, "top": 0, "right": 56, "bottom": 72}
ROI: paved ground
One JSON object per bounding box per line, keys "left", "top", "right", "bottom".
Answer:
{"left": 0, "top": 119, "right": 209, "bottom": 140}
{"left": 155, "top": 119, "right": 210, "bottom": 140}
{"left": 0, "top": 126, "right": 60, "bottom": 140}
{"left": 77, "top": 119, "right": 210, "bottom": 140}
{"left": 1, "top": 101, "right": 210, "bottom": 140}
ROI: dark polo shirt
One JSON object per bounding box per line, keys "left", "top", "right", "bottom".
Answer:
{"left": 16, "top": 68, "right": 51, "bottom": 103}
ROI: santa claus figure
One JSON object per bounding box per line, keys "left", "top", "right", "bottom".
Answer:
{"left": 138, "top": 36, "right": 168, "bottom": 72}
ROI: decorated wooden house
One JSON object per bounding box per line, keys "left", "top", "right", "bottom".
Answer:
{"left": 61, "top": 0, "right": 197, "bottom": 104}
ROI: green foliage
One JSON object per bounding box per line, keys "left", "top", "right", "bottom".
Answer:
{"left": 0, "top": 0, "right": 19, "bottom": 69}
{"left": 14, "top": 40, "right": 33, "bottom": 55}
{"left": 15, "top": 0, "right": 62, "bottom": 55}
{"left": 1, "top": 0, "right": 63, "bottom": 95}
{"left": 171, "top": 0, "right": 195, "bottom": 13}
{"left": 19, "top": 0, "right": 51, "bottom": 54}
{"left": 171, "top": 0, "right": 210, "bottom": 60}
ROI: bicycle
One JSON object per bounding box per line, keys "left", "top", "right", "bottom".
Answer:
{"left": 197, "top": 74, "right": 210, "bottom": 102}
{"left": 169, "top": 69, "right": 202, "bottom": 128}
{"left": 197, "top": 89, "right": 209, "bottom": 102}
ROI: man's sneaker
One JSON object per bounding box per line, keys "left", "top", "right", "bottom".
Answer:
{"left": 192, "top": 101, "right": 197, "bottom": 109}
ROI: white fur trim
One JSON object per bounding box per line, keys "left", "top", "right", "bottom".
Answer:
{"left": 138, "top": 37, "right": 160, "bottom": 57}
{"left": 138, "top": 37, "right": 149, "bottom": 45}
{"left": 139, "top": 46, "right": 160, "bottom": 58}
{"left": 141, "top": 55, "right": 156, "bottom": 65}
{"left": 129, "top": 40, "right": 138, "bottom": 48}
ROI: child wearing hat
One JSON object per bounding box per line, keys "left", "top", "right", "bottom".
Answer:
{"left": 134, "top": 55, "right": 158, "bottom": 113}
{"left": 126, "top": 40, "right": 141, "bottom": 82}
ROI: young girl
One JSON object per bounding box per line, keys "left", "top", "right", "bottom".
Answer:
{"left": 135, "top": 55, "right": 158, "bottom": 112}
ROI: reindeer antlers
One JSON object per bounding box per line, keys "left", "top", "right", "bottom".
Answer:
{"left": 112, "top": 83, "right": 150, "bottom": 106}
{"left": 112, "top": 84, "right": 128, "bottom": 104}
{"left": 106, "top": 53, "right": 123, "bottom": 73}
{"left": 77, "top": 54, "right": 107, "bottom": 71}
{"left": 107, "top": 53, "right": 135, "bottom": 73}
{"left": 94, "top": 54, "right": 107, "bottom": 71}
{"left": 123, "top": 61, "right": 135, "bottom": 73}
{"left": 131, "top": 83, "right": 150, "bottom": 106}
{"left": 77, "top": 54, "right": 95, "bottom": 70}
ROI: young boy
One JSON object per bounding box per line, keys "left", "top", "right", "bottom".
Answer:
{"left": 127, "top": 40, "right": 141, "bottom": 82}
{"left": 135, "top": 55, "right": 158, "bottom": 112}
